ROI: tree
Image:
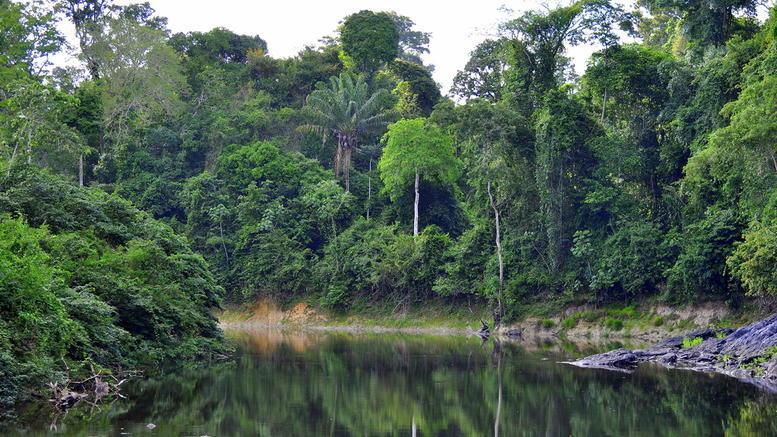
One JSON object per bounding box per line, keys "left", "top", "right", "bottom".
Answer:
{"left": 534, "top": 88, "right": 599, "bottom": 274}
{"left": 500, "top": 0, "right": 626, "bottom": 106}
{"left": 642, "top": 0, "right": 760, "bottom": 48}
{"left": 728, "top": 214, "right": 777, "bottom": 296}
{"left": 0, "top": 80, "right": 84, "bottom": 176}
{"left": 340, "top": 10, "right": 399, "bottom": 74}
{"left": 379, "top": 118, "right": 459, "bottom": 236}
{"left": 385, "top": 12, "right": 431, "bottom": 67}
{"left": 301, "top": 73, "right": 392, "bottom": 191}
{"left": 451, "top": 39, "right": 507, "bottom": 102}
{"left": 90, "top": 16, "right": 187, "bottom": 147}
{"left": 582, "top": 44, "right": 675, "bottom": 217}
{"left": 170, "top": 26, "right": 267, "bottom": 85}
{"left": 387, "top": 59, "right": 441, "bottom": 115}
{"left": 457, "top": 100, "right": 532, "bottom": 326}
{"left": 0, "top": 0, "right": 63, "bottom": 81}
{"left": 58, "top": 0, "right": 113, "bottom": 79}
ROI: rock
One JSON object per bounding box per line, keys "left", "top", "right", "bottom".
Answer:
{"left": 569, "top": 314, "right": 777, "bottom": 390}
{"left": 146, "top": 423, "right": 156, "bottom": 430}
{"left": 574, "top": 348, "right": 642, "bottom": 369}
{"left": 506, "top": 328, "right": 523, "bottom": 338}
{"left": 657, "top": 353, "right": 677, "bottom": 365}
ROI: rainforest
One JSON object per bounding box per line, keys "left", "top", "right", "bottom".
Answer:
{"left": 1, "top": 0, "right": 776, "bottom": 434}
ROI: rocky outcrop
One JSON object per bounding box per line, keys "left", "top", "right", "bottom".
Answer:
{"left": 570, "top": 314, "right": 777, "bottom": 390}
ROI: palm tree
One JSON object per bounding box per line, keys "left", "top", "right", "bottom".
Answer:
{"left": 301, "top": 73, "right": 391, "bottom": 192}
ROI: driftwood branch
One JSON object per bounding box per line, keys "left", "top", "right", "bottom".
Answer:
{"left": 48, "top": 362, "right": 141, "bottom": 412}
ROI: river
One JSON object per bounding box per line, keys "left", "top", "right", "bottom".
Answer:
{"left": 10, "top": 328, "right": 777, "bottom": 436}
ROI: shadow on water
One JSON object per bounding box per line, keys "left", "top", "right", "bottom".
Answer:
{"left": 9, "top": 328, "right": 777, "bottom": 436}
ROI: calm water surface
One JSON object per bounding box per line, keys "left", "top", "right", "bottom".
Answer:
{"left": 12, "top": 328, "right": 777, "bottom": 436}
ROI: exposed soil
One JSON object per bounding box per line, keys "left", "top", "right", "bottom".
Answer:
{"left": 219, "top": 298, "right": 749, "bottom": 345}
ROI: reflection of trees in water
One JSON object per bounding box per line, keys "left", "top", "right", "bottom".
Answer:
{"left": 23, "top": 332, "right": 777, "bottom": 436}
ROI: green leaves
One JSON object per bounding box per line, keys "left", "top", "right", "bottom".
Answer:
{"left": 728, "top": 210, "right": 777, "bottom": 296}
{"left": 340, "top": 10, "right": 399, "bottom": 74}
{"left": 0, "top": 165, "right": 229, "bottom": 408}
{"left": 0, "top": 79, "right": 85, "bottom": 172}
{"left": 301, "top": 72, "right": 393, "bottom": 189}
{"left": 379, "top": 118, "right": 459, "bottom": 201}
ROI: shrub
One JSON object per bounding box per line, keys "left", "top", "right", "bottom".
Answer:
{"left": 604, "top": 318, "right": 624, "bottom": 331}
{"left": 562, "top": 316, "right": 578, "bottom": 329}
{"left": 607, "top": 305, "right": 637, "bottom": 318}
{"left": 666, "top": 209, "right": 743, "bottom": 300}
{"left": 682, "top": 336, "right": 704, "bottom": 348}
{"left": 590, "top": 221, "right": 668, "bottom": 299}
{"left": 728, "top": 215, "right": 777, "bottom": 296}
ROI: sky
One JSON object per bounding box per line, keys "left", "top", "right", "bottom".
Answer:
{"left": 37, "top": 0, "right": 777, "bottom": 95}
{"left": 77, "top": 0, "right": 609, "bottom": 94}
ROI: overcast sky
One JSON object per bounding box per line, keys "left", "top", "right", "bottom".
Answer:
{"left": 40, "top": 0, "right": 777, "bottom": 94}
{"left": 93, "top": 0, "right": 609, "bottom": 94}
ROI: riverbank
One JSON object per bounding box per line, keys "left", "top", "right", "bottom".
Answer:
{"left": 217, "top": 297, "right": 772, "bottom": 343}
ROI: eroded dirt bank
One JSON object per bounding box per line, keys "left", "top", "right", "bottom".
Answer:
{"left": 218, "top": 298, "right": 763, "bottom": 343}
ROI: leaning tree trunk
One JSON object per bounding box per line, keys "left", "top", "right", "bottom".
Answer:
{"left": 413, "top": 168, "right": 420, "bottom": 237}
{"left": 487, "top": 180, "right": 504, "bottom": 328}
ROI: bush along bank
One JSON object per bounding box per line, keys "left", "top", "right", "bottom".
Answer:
{"left": 0, "top": 166, "right": 230, "bottom": 418}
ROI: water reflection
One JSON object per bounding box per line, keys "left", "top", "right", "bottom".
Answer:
{"left": 11, "top": 328, "right": 777, "bottom": 436}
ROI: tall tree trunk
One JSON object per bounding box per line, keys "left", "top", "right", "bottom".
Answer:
{"left": 343, "top": 146, "right": 351, "bottom": 192}
{"left": 600, "top": 87, "right": 608, "bottom": 123}
{"left": 78, "top": 153, "right": 84, "bottom": 187}
{"left": 334, "top": 135, "right": 343, "bottom": 178}
{"left": 366, "top": 157, "right": 372, "bottom": 219}
{"left": 413, "top": 168, "right": 420, "bottom": 237}
{"left": 7, "top": 142, "right": 19, "bottom": 177}
{"left": 487, "top": 180, "right": 504, "bottom": 328}
{"left": 26, "top": 127, "right": 32, "bottom": 164}
{"left": 219, "top": 219, "right": 229, "bottom": 266}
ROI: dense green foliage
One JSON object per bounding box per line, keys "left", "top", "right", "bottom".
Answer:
{"left": 0, "top": 165, "right": 226, "bottom": 414}
{"left": 0, "top": 0, "right": 775, "bottom": 412}
{"left": 340, "top": 10, "right": 400, "bottom": 75}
